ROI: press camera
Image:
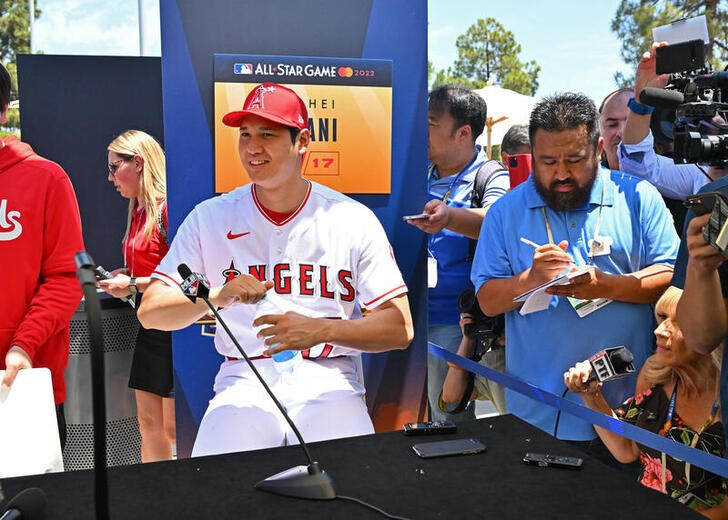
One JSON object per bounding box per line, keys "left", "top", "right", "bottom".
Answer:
{"left": 641, "top": 39, "right": 727, "bottom": 167}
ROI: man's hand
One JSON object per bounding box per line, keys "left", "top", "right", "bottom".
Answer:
{"left": 527, "top": 240, "right": 573, "bottom": 284}
{"left": 686, "top": 213, "right": 726, "bottom": 274}
{"left": 209, "top": 274, "right": 274, "bottom": 308}
{"left": 546, "top": 266, "right": 610, "bottom": 301}
{"left": 98, "top": 274, "right": 132, "bottom": 298}
{"left": 254, "top": 312, "right": 328, "bottom": 355}
{"left": 406, "top": 199, "right": 450, "bottom": 234}
{"left": 634, "top": 41, "right": 670, "bottom": 100}
{"left": 2, "top": 346, "right": 32, "bottom": 390}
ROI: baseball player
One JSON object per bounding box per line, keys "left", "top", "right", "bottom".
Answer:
{"left": 138, "top": 82, "right": 413, "bottom": 456}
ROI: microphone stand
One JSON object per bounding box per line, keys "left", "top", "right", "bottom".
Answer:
{"left": 74, "top": 252, "right": 111, "bottom": 520}
{"left": 193, "top": 289, "right": 335, "bottom": 500}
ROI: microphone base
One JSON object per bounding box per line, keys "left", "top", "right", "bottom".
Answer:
{"left": 255, "top": 462, "right": 336, "bottom": 500}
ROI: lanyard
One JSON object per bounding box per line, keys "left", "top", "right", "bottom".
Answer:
{"left": 540, "top": 172, "right": 607, "bottom": 261}
{"left": 429, "top": 153, "right": 479, "bottom": 204}
{"left": 659, "top": 379, "right": 720, "bottom": 493}
{"left": 123, "top": 204, "right": 144, "bottom": 276}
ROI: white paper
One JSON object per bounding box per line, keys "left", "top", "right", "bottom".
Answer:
{"left": 653, "top": 15, "right": 709, "bottom": 45}
{"left": 0, "top": 368, "right": 64, "bottom": 478}
{"left": 515, "top": 265, "right": 594, "bottom": 316}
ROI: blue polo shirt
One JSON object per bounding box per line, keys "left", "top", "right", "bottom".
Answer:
{"left": 471, "top": 166, "right": 679, "bottom": 440}
{"left": 428, "top": 146, "right": 509, "bottom": 324}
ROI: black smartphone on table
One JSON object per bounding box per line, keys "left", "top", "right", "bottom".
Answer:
{"left": 402, "top": 420, "right": 456, "bottom": 436}
{"left": 412, "top": 438, "right": 486, "bottom": 459}
{"left": 523, "top": 452, "right": 583, "bottom": 469}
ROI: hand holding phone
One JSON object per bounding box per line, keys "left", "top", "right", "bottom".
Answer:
{"left": 402, "top": 212, "right": 431, "bottom": 222}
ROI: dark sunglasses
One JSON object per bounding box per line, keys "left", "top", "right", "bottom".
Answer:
{"left": 108, "top": 155, "right": 134, "bottom": 175}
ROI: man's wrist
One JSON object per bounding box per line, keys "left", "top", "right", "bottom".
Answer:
{"left": 627, "top": 97, "right": 654, "bottom": 116}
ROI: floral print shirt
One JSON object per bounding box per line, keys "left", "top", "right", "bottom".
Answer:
{"left": 615, "top": 385, "right": 726, "bottom": 511}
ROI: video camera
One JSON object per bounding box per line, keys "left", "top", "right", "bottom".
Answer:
{"left": 640, "top": 39, "right": 728, "bottom": 167}
{"left": 456, "top": 288, "right": 504, "bottom": 353}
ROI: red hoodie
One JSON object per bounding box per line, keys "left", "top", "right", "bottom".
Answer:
{"left": 0, "top": 137, "right": 84, "bottom": 404}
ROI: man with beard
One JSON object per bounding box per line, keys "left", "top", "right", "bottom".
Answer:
{"left": 470, "top": 92, "right": 679, "bottom": 444}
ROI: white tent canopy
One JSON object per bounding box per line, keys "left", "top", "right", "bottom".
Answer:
{"left": 473, "top": 85, "right": 539, "bottom": 157}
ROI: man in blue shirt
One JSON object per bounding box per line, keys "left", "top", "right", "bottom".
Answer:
{"left": 471, "top": 92, "right": 679, "bottom": 441}
{"left": 408, "top": 85, "right": 510, "bottom": 422}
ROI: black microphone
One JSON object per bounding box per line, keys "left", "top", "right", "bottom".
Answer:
{"left": 178, "top": 264, "right": 210, "bottom": 303}
{"left": 586, "top": 346, "right": 635, "bottom": 384}
{"left": 0, "top": 488, "right": 48, "bottom": 520}
{"left": 175, "top": 264, "right": 335, "bottom": 500}
{"left": 639, "top": 87, "right": 685, "bottom": 109}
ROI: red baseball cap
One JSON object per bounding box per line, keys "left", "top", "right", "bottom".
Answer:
{"left": 222, "top": 83, "right": 308, "bottom": 130}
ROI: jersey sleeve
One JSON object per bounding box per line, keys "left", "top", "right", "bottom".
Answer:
{"left": 152, "top": 206, "right": 205, "bottom": 287}
{"left": 354, "top": 209, "right": 407, "bottom": 310}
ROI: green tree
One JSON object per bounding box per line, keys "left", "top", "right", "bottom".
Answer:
{"left": 450, "top": 18, "right": 540, "bottom": 95}
{"left": 0, "top": 0, "right": 40, "bottom": 136}
{"left": 611, "top": 0, "right": 728, "bottom": 87}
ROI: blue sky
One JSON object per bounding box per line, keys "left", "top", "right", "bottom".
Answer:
{"left": 428, "top": 0, "right": 631, "bottom": 103}
{"left": 31, "top": 1, "right": 631, "bottom": 104}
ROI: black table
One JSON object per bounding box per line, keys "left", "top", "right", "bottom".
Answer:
{"left": 0, "top": 414, "right": 699, "bottom": 519}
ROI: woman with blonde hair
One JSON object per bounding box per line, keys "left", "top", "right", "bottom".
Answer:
{"left": 99, "top": 130, "right": 175, "bottom": 462}
{"left": 564, "top": 286, "right": 727, "bottom": 517}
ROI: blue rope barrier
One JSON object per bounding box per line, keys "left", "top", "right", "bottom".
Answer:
{"left": 429, "top": 342, "right": 728, "bottom": 478}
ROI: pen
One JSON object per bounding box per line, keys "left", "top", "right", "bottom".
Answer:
{"left": 519, "top": 237, "right": 540, "bottom": 248}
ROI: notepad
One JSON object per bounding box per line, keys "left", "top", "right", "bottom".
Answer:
{"left": 514, "top": 265, "right": 595, "bottom": 315}
{"left": 0, "top": 368, "right": 64, "bottom": 478}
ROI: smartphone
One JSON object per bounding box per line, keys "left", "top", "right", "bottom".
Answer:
{"left": 412, "top": 438, "right": 486, "bottom": 459}
{"left": 507, "top": 154, "right": 531, "bottom": 189}
{"left": 523, "top": 452, "right": 583, "bottom": 470}
{"left": 402, "top": 420, "right": 456, "bottom": 436}
{"left": 705, "top": 198, "right": 728, "bottom": 258}
{"left": 94, "top": 265, "right": 113, "bottom": 281}
{"left": 402, "top": 212, "right": 431, "bottom": 221}
{"left": 684, "top": 191, "right": 728, "bottom": 216}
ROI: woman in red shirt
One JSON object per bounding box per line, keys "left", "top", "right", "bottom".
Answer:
{"left": 99, "top": 130, "right": 175, "bottom": 462}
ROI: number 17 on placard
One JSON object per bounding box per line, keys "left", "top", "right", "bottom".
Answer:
{"left": 304, "top": 151, "right": 340, "bottom": 176}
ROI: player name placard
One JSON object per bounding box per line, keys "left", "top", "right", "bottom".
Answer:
{"left": 214, "top": 54, "right": 393, "bottom": 194}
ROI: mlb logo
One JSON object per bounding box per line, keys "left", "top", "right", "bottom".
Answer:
{"left": 234, "top": 63, "right": 253, "bottom": 75}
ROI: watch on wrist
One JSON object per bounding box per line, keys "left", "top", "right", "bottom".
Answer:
{"left": 627, "top": 97, "right": 654, "bottom": 115}
{"left": 128, "top": 276, "right": 138, "bottom": 297}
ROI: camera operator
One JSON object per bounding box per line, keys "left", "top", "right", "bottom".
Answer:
{"left": 619, "top": 42, "right": 726, "bottom": 200}
{"left": 440, "top": 289, "right": 506, "bottom": 415}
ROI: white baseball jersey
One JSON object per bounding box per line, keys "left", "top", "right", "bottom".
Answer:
{"left": 153, "top": 180, "right": 408, "bottom": 359}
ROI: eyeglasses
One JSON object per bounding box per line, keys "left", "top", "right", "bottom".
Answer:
{"left": 107, "top": 156, "right": 133, "bottom": 176}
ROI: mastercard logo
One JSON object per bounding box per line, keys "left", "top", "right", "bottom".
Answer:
{"left": 337, "top": 67, "right": 354, "bottom": 78}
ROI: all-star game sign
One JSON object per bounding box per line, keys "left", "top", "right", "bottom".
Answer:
{"left": 214, "top": 54, "right": 393, "bottom": 194}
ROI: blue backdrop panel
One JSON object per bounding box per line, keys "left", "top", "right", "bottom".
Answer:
{"left": 160, "top": 0, "right": 428, "bottom": 457}
{"left": 17, "top": 55, "right": 164, "bottom": 270}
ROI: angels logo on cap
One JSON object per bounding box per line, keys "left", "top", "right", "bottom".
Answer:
{"left": 222, "top": 82, "right": 308, "bottom": 130}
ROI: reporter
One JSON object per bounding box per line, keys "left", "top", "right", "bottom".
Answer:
{"left": 564, "top": 286, "right": 727, "bottom": 517}
{"left": 98, "top": 130, "right": 175, "bottom": 462}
